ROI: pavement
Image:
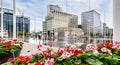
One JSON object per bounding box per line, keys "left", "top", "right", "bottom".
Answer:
{"left": 20, "top": 43, "right": 58, "bottom": 55}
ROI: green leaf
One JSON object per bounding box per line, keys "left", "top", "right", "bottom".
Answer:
{"left": 1, "top": 62, "right": 13, "bottom": 65}
{"left": 29, "top": 54, "right": 43, "bottom": 63}
{"left": 56, "top": 56, "right": 63, "bottom": 62}
{"left": 29, "top": 56, "right": 36, "bottom": 63}
{"left": 77, "top": 53, "right": 91, "bottom": 59}
{"left": 63, "top": 59, "right": 74, "bottom": 65}
{"left": 85, "top": 58, "right": 103, "bottom": 65}
{"left": 75, "top": 59, "right": 81, "bottom": 65}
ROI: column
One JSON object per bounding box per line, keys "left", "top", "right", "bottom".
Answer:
{"left": 13, "top": 0, "right": 16, "bottom": 39}
{"left": 113, "top": 0, "right": 120, "bottom": 41}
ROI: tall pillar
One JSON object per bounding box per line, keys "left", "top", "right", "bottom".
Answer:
{"left": 1, "top": 0, "right": 3, "bottom": 38}
{"left": 113, "top": 0, "right": 120, "bottom": 41}
{"left": 13, "top": 0, "right": 16, "bottom": 39}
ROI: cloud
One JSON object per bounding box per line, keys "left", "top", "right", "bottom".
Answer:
{"left": 2, "top": 0, "right": 113, "bottom": 32}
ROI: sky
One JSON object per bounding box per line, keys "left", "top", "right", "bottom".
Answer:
{"left": 2, "top": 0, "right": 113, "bottom": 32}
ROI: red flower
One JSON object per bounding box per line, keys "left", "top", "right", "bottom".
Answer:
{"left": 17, "top": 56, "right": 30, "bottom": 62}
{"left": 72, "top": 49, "right": 83, "bottom": 55}
{"left": 66, "top": 48, "right": 70, "bottom": 52}
{"left": 13, "top": 39, "right": 17, "bottom": 42}
{"left": 24, "top": 56, "right": 30, "bottom": 62}
{"left": 105, "top": 42, "right": 113, "bottom": 48}
{"left": 58, "top": 48, "right": 64, "bottom": 54}
{"left": 82, "top": 63, "right": 86, "bottom": 65}
{"left": 17, "top": 56, "right": 24, "bottom": 62}
{"left": 5, "top": 41, "right": 12, "bottom": 47}
{"left": 34, "top": 62, "right": 41, "bottom": 65}
{"left": 98, "top": 43, "right": 104, "bottom": 49}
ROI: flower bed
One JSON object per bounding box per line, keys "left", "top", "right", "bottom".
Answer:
{"left": 2, "top": 42, "right": 120, "bottom": 65}
{"left": 0, "top": 38, "right": 24, "bottom": 64}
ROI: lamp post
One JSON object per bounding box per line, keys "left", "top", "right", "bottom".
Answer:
{"left": 13, "top": 0, "right": 16, "bottom": 39}
{"left": 22, "top": 13, "right": 24, "bottom": 41}
{"left": 88, "top": 0, "right": 91, "bottom": 44}
{"left": 1, "top": 0, "right": 3, "bottom": 38}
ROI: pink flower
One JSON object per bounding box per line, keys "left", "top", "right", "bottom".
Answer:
{"left": 48, "top": 52, "right": 52, "bottom": 57}
{"left": 61, "top": 52, "right": 72, "bottom": 59}
{"left": 48, "top": 41, "right": 54, "bottom": 46}
{"left": 7, "top": 58, "right": 14, "bottom": 61}
{"left": 42, "top": 50, "right": 48, "bottom": 54}
{"left": 12, "top": 64, "right": 16, "bottom": 65}
{"left": 37, "top": 44, "right": 42, "bottom": 49}
{"left": 101, "top": 47, "right": 111, "bottom": 54}
{"left": 69, "top": 44, "right": 77, "bottom": 51}
{"left": 112, "top": 42, "right": 120, "bottom": 49}
{"left": 86, "top": 44, "right": 97, "bottom": 51}
{"left": 44, "top": 58, "right": 54, "bottom": 65}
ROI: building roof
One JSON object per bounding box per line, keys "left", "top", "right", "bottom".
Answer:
{"left": 51, "top": 10, "right": 78, "bottom": 17}
{"left": 82, "top": 10, "right": 100, "bottom": 15}
{"left": 0, "top": 8, "right": 13, "bottom": 13}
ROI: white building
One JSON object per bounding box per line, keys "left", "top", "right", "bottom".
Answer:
{"left": 81, "top": 10, "right": 102, "bottom": 35}
{"left": 47, "top": 4, "right": 62, "bottom": 15}
{"left": 43, "top": 5, "right": 78, "bottom": 41}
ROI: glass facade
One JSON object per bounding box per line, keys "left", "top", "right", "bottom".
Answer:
{"left": 0, "top": 8, "right": 13, "bottom": 38}
{"left": 16, "top": 16, "right": 30, "bottom": 33}
{"left": 0, "top": 8, "right": 30, "bottom": 38}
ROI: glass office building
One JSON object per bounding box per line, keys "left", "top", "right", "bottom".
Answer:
{"left": 16, "top": 16, "right": 30, "bottom": 33}
{"left": 0, "top": 8, "right": 13, "bottom": 38}
{"left": 0, "top": 8, "right": 30, "bottom": 38}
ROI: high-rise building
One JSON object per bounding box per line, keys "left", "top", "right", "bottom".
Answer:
{"left": 16, "top": 16, "right": 30, "bottom": 33}
{"left": 81, "top": 10, "right": 101, "bottom": 35}
{"left": 103, "top": 23, "right": 107, "bottom": 36}
{"left": 0, "top": 8, "right": 13, "bottom": 37}
{"left": 0, "top": 8, "right": 30, "bottom": 38}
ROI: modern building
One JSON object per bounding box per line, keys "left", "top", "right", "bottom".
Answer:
{"left": 81, "top": 10, "right": 102, "bottom": 35}
{"left": 0, "top": 8, "right": 13, "bottom": 37}
{"left": 103, "top": 23, "right": 107, "bottom": 36}
{"left": 16, "top": 16, "right": 30, "bottom": 34}
{"left": 0, "top": 8, "right": 30, "bottom": 38}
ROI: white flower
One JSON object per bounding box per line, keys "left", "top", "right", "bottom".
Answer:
{"left": 14, "top": 44, "right": 20, "bottom": 46}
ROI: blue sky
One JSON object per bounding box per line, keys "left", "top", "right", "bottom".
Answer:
{"left": 3, "top": 0, "right": 113, "bottom": 32}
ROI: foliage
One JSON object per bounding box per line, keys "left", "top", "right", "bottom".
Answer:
{"left": 0, "top": 38, "right": 24, "bottom": 60}
{"left": 2, "top": 42, "right": 120, "bottom": 65}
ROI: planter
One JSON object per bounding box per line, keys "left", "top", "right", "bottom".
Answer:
{"left": 0, "top": 50, "right": 21, "bottom": 64}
